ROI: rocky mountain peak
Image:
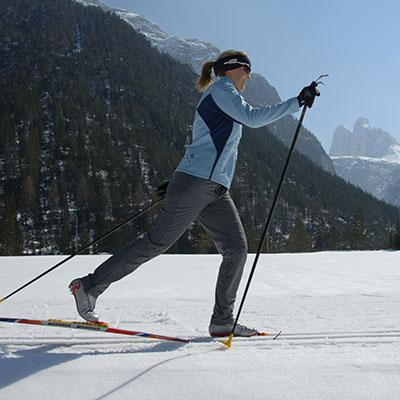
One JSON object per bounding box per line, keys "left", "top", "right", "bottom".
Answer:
{"left": 330, "top": 117, "right": 400, "bottom": 162}
{"left": 353, "top": 117, "right": 371, "bottom": 132}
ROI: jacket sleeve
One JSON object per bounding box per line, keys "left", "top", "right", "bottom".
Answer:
{"left": 211, "top": 81, "right": 300, "bottom": 128}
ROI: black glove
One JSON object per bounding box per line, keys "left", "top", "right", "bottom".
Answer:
{"left": 297, "top": 82, "right": 320, "bottom": 108}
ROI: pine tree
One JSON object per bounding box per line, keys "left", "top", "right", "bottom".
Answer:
{"left": 325, "top": 226, "right": 342, "bottom": 250}
{"left": 0, "top": 196, "right": 23, "bottom": 255}
{"left": 286, "top": 218, "right": 312, "bottom": 253}
{"left": 344, "top": 214, "right": 367, "bottom": 250}
{"left": 21, "top": 175, "right": 37, "bottom": 213}
{"left": 392, "top": 220, "right": 400, "bottom": 250}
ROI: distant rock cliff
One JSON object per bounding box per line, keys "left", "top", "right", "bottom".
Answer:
{"left": 330, "top": 118, "right": 400, "bottom": 207}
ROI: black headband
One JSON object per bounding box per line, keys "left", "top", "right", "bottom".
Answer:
{"left": 213, "top": 54, "right": 251, "bottom": 76}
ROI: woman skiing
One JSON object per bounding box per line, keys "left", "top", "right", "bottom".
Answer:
{"left": 69, "top": 50, "right": 319, "bottom": 337}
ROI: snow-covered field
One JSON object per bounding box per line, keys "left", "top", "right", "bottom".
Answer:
{"left": 0, "top": 251, "right": 399, "bottom": 399}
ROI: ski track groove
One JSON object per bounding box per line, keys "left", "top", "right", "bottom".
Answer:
{"left": 2, "top": 329, "right": 400, "bottom": 355}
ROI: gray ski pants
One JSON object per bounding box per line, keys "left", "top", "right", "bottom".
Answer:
{"left": 81, "top": 171, "right": 248, "bottom": 325}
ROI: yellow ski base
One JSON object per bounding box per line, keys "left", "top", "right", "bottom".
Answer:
{"left": 48, "top": 319, "right": 110, "bottom": 328}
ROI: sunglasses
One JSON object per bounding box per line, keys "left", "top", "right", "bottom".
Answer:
{"left": 243, "top": 66, "right": 251, "bottom": 75}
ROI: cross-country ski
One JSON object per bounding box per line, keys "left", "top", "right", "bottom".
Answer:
{"left": 0, "top": 317, "right": 281, "bottom": 343}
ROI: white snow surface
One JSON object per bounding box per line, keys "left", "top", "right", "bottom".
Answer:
{"left": 1, "top": 251, "right": 400, "bottom": 399}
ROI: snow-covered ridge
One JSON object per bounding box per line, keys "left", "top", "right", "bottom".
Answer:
{"left": 114, "top": 11, "right": 170, "bottom": 42}
{"left": 74, "top": 0, "right": 108, "bottom": 8}
{"left": 331, "top": 152, "right": 400, "bottom": 164}
{"left": 74, "top": 0, "right": 220, "bottom": 73}
{"left": 114, "top": 11, "right": 220, "bottom": 74}
{"left": 384, "top": 143, "right": 400, "bottom": 163}
{"left": 331, "top": 155, "right": 400, "bottom": 198}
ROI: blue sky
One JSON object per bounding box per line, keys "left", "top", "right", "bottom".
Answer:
{"left": 103, "top": 0, "right": 400, "bottom": 152}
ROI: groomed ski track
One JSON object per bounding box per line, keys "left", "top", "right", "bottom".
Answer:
{"left": 1, "top": 252, "right": 400, "bottom": 400}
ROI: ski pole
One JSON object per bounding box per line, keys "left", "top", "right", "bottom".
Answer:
{"left": 221, "top": 76, "right": 327, "bottom": 348}
{"left": 0, "top": 188, "right": 167, "bottom": 304}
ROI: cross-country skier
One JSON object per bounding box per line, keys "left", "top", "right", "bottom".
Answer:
{"left": 69, "top": 50, "right": 319, "bottom": 337}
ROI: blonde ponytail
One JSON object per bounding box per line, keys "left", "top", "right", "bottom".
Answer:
{"left": 196, "top": 61, "right": 215, "bottom": 92}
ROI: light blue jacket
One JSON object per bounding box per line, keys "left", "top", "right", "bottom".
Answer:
{"left": 176, "top": 77, "right": 300, "bottom": 188}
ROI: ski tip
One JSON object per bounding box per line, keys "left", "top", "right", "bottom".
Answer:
{"left": 220, "top": 333, "right": 234, "bottom": 348}
{"left": 255, "top": 331, "right": 282, "bottom": 339}
{"left": 0, "top": 298, "right": 5, "bottom": 304}
{"left": 272, "top": 330, "right": 283, "bottom": 340}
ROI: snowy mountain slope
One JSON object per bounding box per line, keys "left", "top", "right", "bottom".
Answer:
{"left": 331, "top": 156, "right": 400, "bottom": 201}
{"left": 330, "top": 118, "right": 400, "bottom": 206}
{"left": 384, "top": 173, "right": 400, "bottom": 206}
{"left": 0, "top": 252, "right": 399, "bottom": 399}
{"left": 75, "top": 0, "right": 220, "bottom": 73}
{"left": 116, "top": 13, "right": 220, "bottom": 75}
